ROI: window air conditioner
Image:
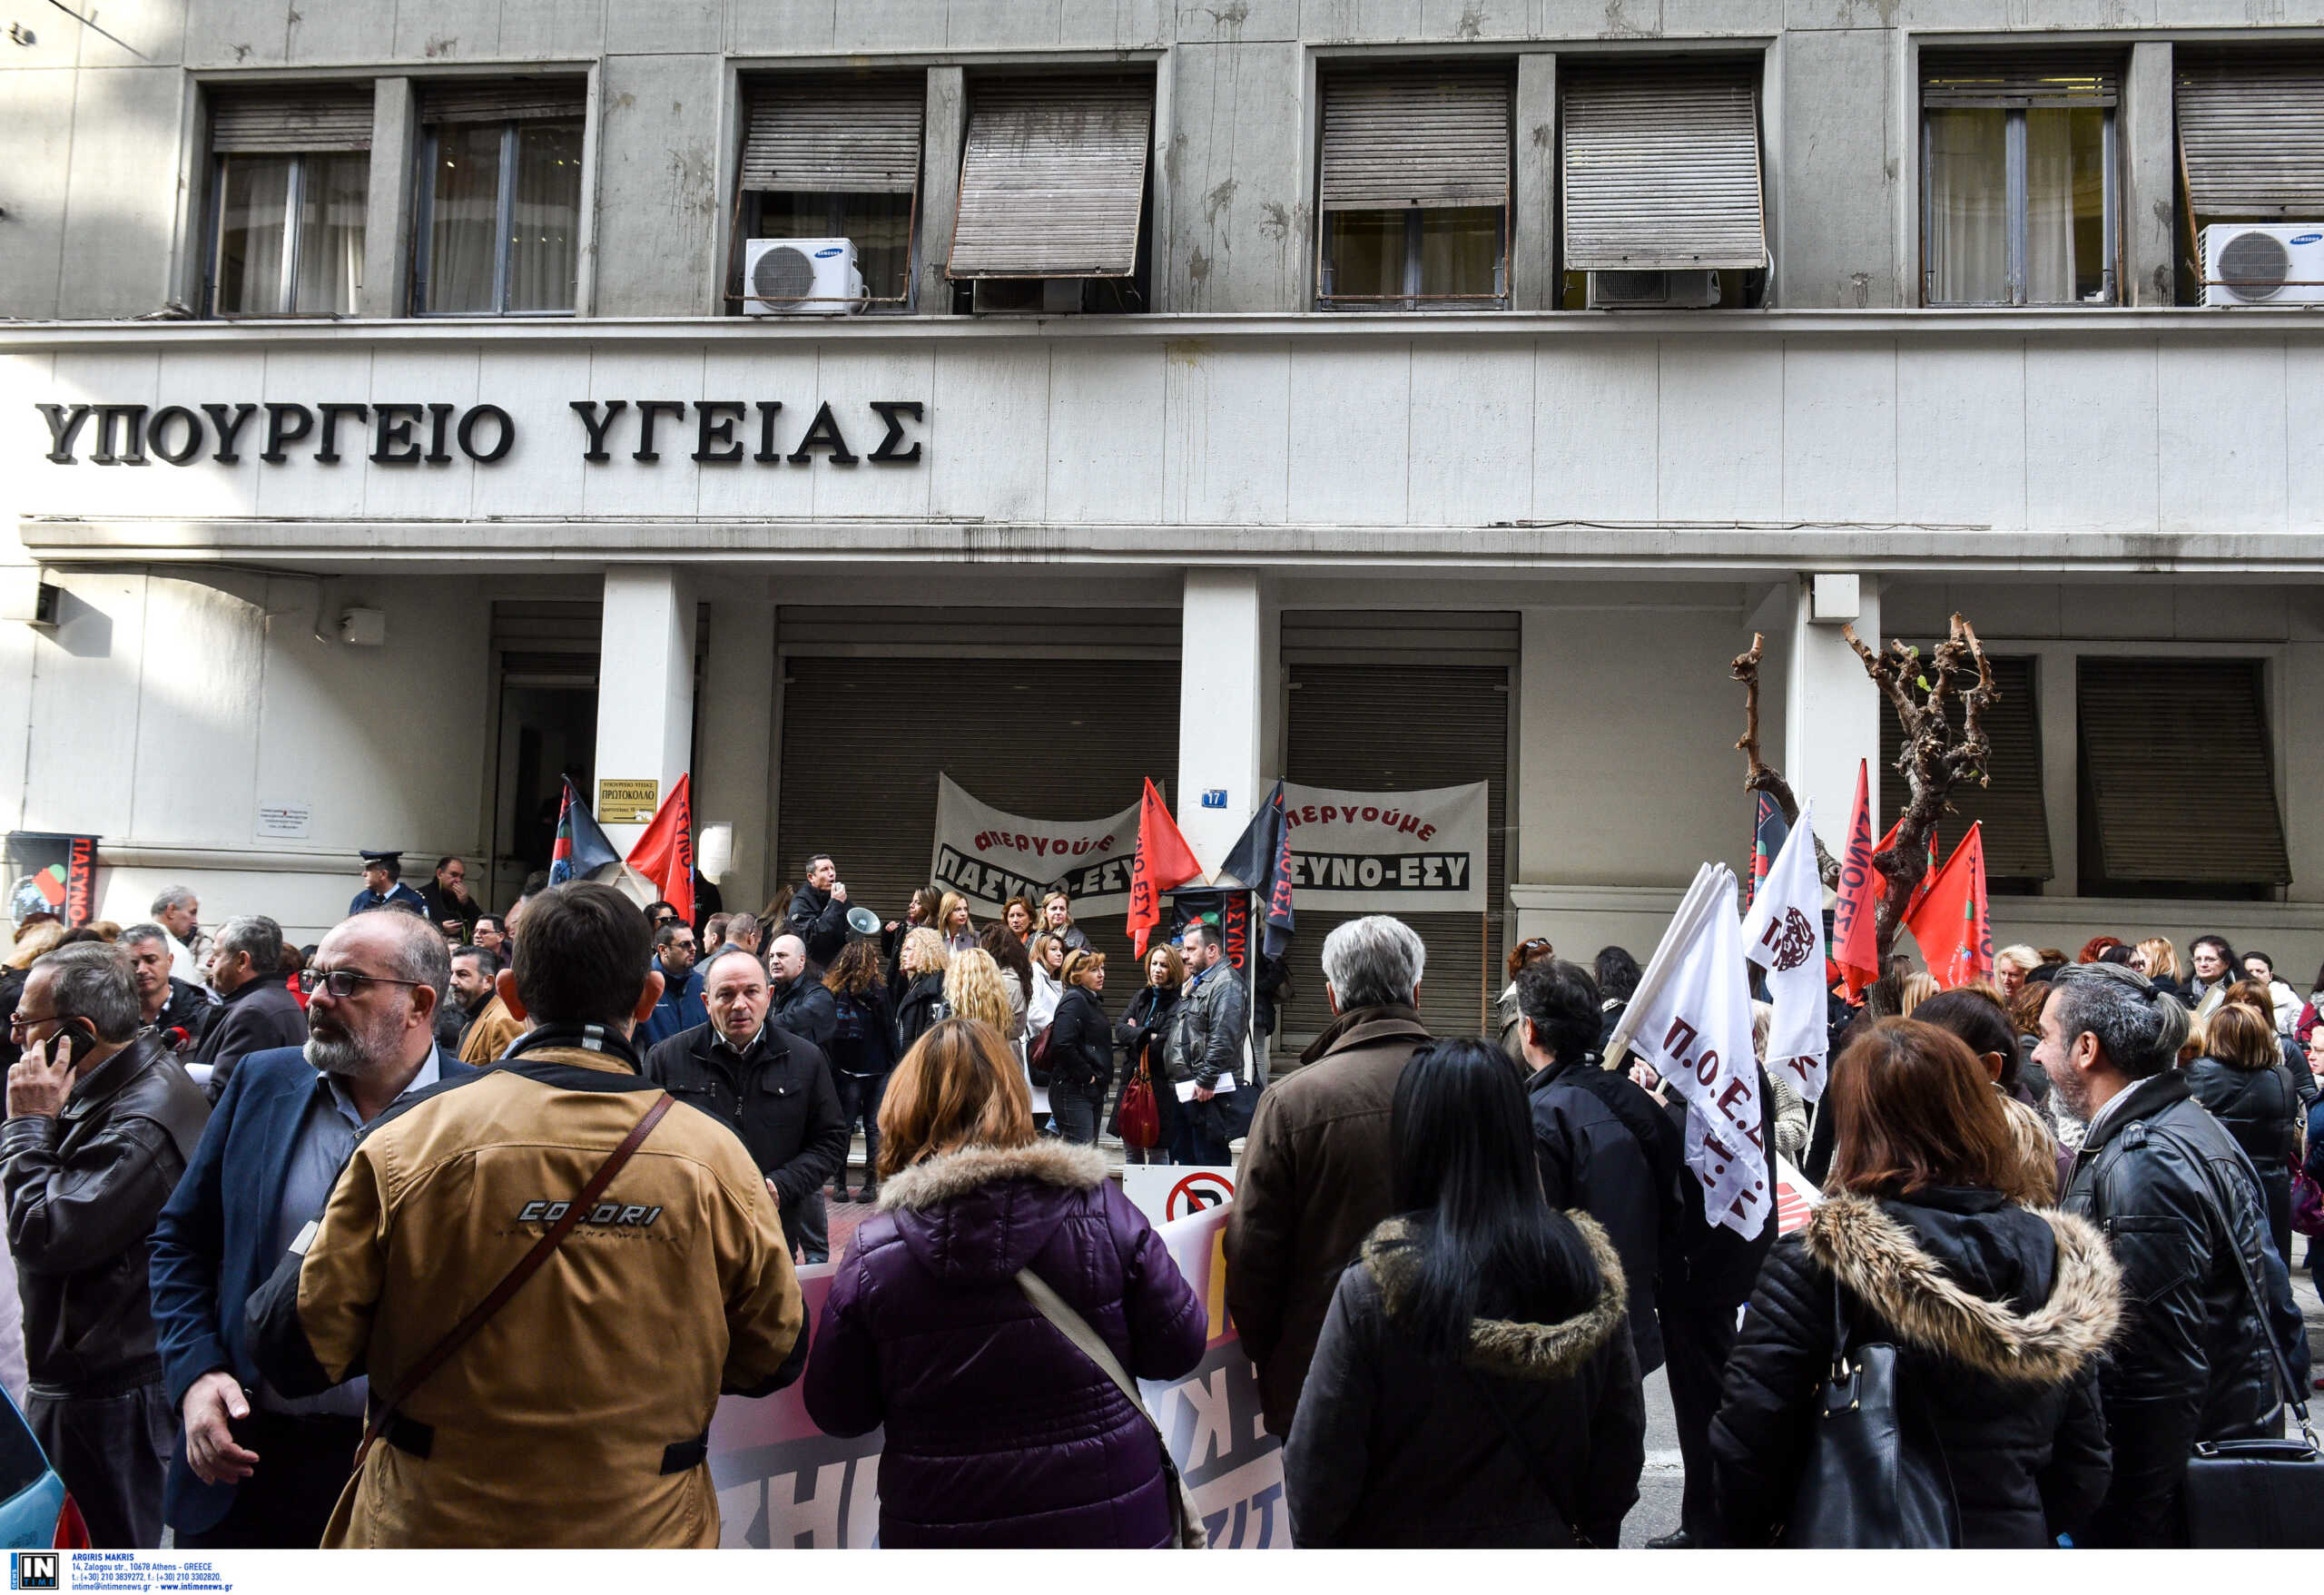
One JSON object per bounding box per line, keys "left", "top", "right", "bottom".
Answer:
{"left": 1586, "top": 269, "right": 1721, "bottom": 310}
{"left": 970, "top": 278, "right": 1086, "bottom": 315}
{"left": 2200, "top": 224, "right": 2324, "bottom": 307}
{"left": 742, "top": 237, "right": 864, "bottom": 316}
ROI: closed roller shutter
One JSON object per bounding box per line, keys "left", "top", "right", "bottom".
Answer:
{"left": 210, "top": 85, "right": 374, "bottom": 153}
{"left": 419, "top": 78, "right": 586, "bottom": 124}
{"left": 949, "top": 75, "right": 1152, "bottom": 279}
{"left": 773, "top": 610, "right": 1179, "bottom": 991}
{"left": 1921, "top": 49, "right": 2122, "bottom": 108}
{"left": 1283, "top": 612, "right": 1515, "bottom": 1048}
{"left": 1561, "top": 63, "right": 1766, "bottom": 271}
{"left": 2078, "top": 658, "right": 2289, "bottom": 890}
{"left": 741, "top": 74, "right": 923, "bottom": 194}
{"left": 1318, "top": 66, "right": 1512, "bottom": 212}
{"left": 1878, "top": 655, "right": 2053, "bottom": 887}
{"left": 2177, "top": 52, "right": 2324, "bottom": 219}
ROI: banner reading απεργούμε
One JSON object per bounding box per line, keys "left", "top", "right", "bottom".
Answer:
{"left": 1277, "top": 782, "right": 1487, "bottom": 913}
{"left": 928, "top": 773, "right": 1146, "bottom": 918}
{"left": 708, "top": 1198, "right": 1288, "bottom": 1549}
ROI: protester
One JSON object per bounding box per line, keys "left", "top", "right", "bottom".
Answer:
{"left": 1226, "top": 915, "right": 1431, "bottom": 1438}
{"left": 1, "top": 943, "right": 210, "bottom": 1547}
{"left": 2240, "top": 950, "right": 2302, "bottom": 1035}
{"left": 1040, "top": 891, "right": 1091, "bottom": 955}
{"left": 785, "top": 855, "right": 852, "bottom": 967}
{"left": 1160, "top": 923, "right": 1249, "bottom": 1167}
{"left": 822, "top": 939, "right": 897, "bottom": 1204}
{"left": 1494, "top": 937, "right": 1553, "bottom": 1064}
{"left": 1993, "top": 944, "right": 2039, "bottom": 1001}
{"left": 1710, "top": 1018, "right": 2117, "bottom": 1548}
{"left": 892, "top": 929, "right": 951, "bottom": 1054}
{"left": 646, "top": 946, "right": 846, "bottom": 1266}
{"left": 419, "top": 856, "right": 479, "bottom": 940}
{"left": 153, "top": 911, "right": 478, "bottom": 1549}
{"left": 1912, "top": 987, "right": 2063, "bottom": 1202}
{"left": 470, "top": 915, "right": 506, "bottom": 957}
{"left": 2185, "top": 998, "right": 2303, "bottom": 1265}
{"left": 803, "top": 1018, "right": 1205, "bottom": 1547}
{"left": 445, "top": 946, "right": 501, "bottom": 1046}
{"left": 2299, "top": 959, "right": 2324, "bottom": 1046}
{"left": 0, "top": 921, "right": 66, "bottom": 1068}
{"left": 2224, "top": 977, "right": 2318, "bottom": 1104}
{"left": 346, "top": 851, "right": 428, "bottom": 918}
{"left": 121, "top": 922, "right": 215, "bottom": 1051}
{"left": 702, "top": 912, "right": 732, "bottom": 952}
{"left": 999, "top": 896, "right": 1035, "bottom": 944}
{"left": 249, "top": 883, "right": 805, "bottom": 1547}
{"left": 723, "top": 912, "right": 763, "bottom": 958}
{"left": 455, "top": 947, "right": 525, "bottom": 1068}
{"left": 881, "top": 886, "right": 940, "bottom": 974}
{"left": 1048, "top": 950, "right": 1112, "bottom": 1147}
{"left": 942, "top": 949, "right": 1014, "bottom": 1042}
{"left": 638, "top": 922, "right": 704, "bottom": 1049}
{"left": 190, "top": 917, "right": 307, "bottom": 1104}
{"left": 150, "top": 888, "right": 207, "bottom": 984}
{"left": 1112, "top": 945, "right": 1184, "bottom": 1165}
{"left": 978, "top": 926, "right": 1031, "bottom": 1046}
{"left": 2187, "top": 933, "right": 2238, "bottom": 1014}
{"left": 767, "top": 934, "right": 837, "bottom": 1049}
{"left": 1284, "top": 1037, "right": 1645, "bottom": 1548}
{"left": 2038, "top": 960, "right": 2297, "bottom": 1545}
{"left": 1593, "top": 947, "right": 1641, "bottom": 1051}
{"left": 937, "top": 893, "right": 976, "bottom": 958}
{"left": 1027, "top": 931, "right": 1067, "bottom": 1039}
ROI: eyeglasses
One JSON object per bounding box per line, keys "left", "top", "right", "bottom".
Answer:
{"left": 300, "top": 968, "right": 428, "bottom": 999}
{"left": 6, "top": 1011, "right": 58, "bottom": 1038}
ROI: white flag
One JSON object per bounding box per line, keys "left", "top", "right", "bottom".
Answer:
{"left": 1740, "top": 799, "right": 1831, "bottom": 1103}
{"left": 1612, "top": 863, "right": 1771, "bottom": 1239}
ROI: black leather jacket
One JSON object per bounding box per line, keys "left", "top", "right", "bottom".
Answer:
{"left": 2062, "top": 1070, "right": 2295, "bottom": 1545}
{"left": 0, "top": 1034, "right": 210, "bottom": 1393}
{"left": 2182, "top": 1057, "right": 2300, "bottom": 1187}
{"left": 1049, "top": 986, "right": 1114, "bottom": 1095}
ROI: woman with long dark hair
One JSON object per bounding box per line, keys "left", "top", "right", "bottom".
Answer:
{"left": 1283, "top": 1038, "right": 1646, "bottom": 1548}
{"left": 822, "top": 938, "right": 898, "bottom": 1204}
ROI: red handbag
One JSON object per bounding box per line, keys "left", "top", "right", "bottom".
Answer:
{"left": 1118, "top": 1059, "right": 1161, "bottom": 1149}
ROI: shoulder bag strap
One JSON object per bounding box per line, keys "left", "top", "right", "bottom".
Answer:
{"left": 1015, "top": 1266, "right": 1159, "bottom": 1433}
{"left": 350, "top": 1092, "right": 677, "bottom": 1475}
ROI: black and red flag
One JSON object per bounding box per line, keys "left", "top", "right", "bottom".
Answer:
{"left": 1219, "top": 780, "right": 1295, "bottom": 960}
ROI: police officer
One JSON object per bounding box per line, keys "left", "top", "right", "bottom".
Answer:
{"left": 347, "top": 852, "right": 428, "bottom": 919}
{"left": 248, "top": 882, "right": 804, "bottom": 1548}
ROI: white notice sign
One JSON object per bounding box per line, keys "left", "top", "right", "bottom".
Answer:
{"left": 256, "top": 801, "right": 311, "bottom": 840}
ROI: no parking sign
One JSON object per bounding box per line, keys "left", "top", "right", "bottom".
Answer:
{"left": 1120, "top": 1165, "right": 1236, "bottom": 1224}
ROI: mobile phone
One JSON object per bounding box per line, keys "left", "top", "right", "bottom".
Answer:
{"left": 50, "top": 1021, "right": 96, "bottom": 1071}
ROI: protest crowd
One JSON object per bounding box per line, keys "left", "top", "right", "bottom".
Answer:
{"left": 0, "top": 812, "right": 2318, "bottom": 1551}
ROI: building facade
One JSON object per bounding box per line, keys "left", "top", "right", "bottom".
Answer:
{"left": 5, "top": 0, "right": 2324, "bottom": 1039}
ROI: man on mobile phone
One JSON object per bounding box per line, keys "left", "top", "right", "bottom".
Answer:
{"left": 1, "top": 943, "right": 210, "bottom": 1548}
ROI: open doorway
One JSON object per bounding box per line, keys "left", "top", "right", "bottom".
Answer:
{"left": 489, "top": 601, "right": 602, "bottom": 914}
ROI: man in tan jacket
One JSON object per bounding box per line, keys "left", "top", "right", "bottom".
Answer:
{"left": 250, "top": 882, "right": 804, "bottom": 1548}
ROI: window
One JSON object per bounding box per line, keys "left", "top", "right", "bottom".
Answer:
{"left": 1921, "top": 52, "right": 2118, "bottom": 305}
{"left": 734, "top": 74, "right": 923, "bottom": 310}
{"left": 1879, "top": 655, "right": 2053, "bottom": 894}
{"left": 204, "top": 86, "right": 372, "bottom": 317}
{"left": 2175, "top": 52, "right": 2324, "bottom": 303}
{"left": 414, "top": 79, "right": 586, "bottom": 315}
{"left": 1315, "top": 66, "right": 1511, "bottom": 310}
{"left": 948, "top": 74, "right": 1154, "bottom": 310}
{"left": 2077, "top": 657, "right": 2289, "bottom": 900}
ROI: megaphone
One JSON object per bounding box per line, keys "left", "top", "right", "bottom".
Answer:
{"left": 847, "top": 905, "right": 881, "bottom": 939}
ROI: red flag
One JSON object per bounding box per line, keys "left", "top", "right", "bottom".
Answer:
{"left": 1831, "top": 761, "right": 1882, "bottom": 999}
{"left": 1874, "top": 815, "right": 1940, "bottom": 921}
{"left": 1905, "top": 822, "right": 1993, "bottom": 989}
{"left": 1127, "top": 778, "right": 1204, "bottom": 958}
{"left": 625, "top": 773, "right": 694, "bottom": 925}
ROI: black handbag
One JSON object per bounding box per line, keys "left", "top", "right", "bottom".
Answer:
{"left": 2180, "top": 1226, "right": 2324, "bottom": 1548}
{"left": 1782, "top": 1276, "right": 1960, "bottom": 1548}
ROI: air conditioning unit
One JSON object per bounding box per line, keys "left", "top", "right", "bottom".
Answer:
{"left": 742, "top": 237, "right": 864, "bottom": 316}
{"left": 1586, "top": 269, "right": 1721, "bottom": 310}
{"left": 2201, "top": 223, "right": 2324, "bottom": 307}
{"left": 970, "top": 278, "right": 1086, "bottom": 315}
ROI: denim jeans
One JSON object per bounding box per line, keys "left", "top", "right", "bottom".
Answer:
{"left": 832, "top": 1069, "right": 887, "bottom": 1189}
{"left": 1049, "top": 1083, "right": 1105, "bottom": 1146}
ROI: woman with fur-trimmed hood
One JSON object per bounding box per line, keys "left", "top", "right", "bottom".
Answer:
{"left": 802, "top": 1017, "right": 1206, "bottom": 1547}
{"left": 1284, "top": 1039, "right": 1647, "bottom": 1548}
{"left": 1711, "top": 1019, "right": 2122, "bottom": 1549}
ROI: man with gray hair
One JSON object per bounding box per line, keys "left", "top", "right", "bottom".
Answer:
{"left": 1223, "top": 914, "right": 1432, "bottom": 1438}
{"left": 150, "top": 886, "right": 209, "bottom": 984}
{"left": 121, "top": 923, "right": 216, "bottom": 1051}
{"left": 2038, "top": 960, "right": 2303, "bottom": 1545}
{"left": 3, "top": 942, "right": 210, "bottom": 1545}
{"left": 188, "top": 916, "right": 306, "bottom": 1105}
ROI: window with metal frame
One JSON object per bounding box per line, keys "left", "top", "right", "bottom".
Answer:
{"left": 1561, "top": 61, "right": 1767, "bottom": 273}
{"left": 948, "top": 74, "right": 1153, "bottom": 281}
{"left": 732, "top": 74, "right": 924, "bottom": 311}
{"left": 1315, "top": 64, "right": 1512, "bottom": 310}
{"left": 2076, "top": 656, "right": 2289, "bottom": 899}
{"left": 1920, "top": 50, "right": 2119, "bottom": 305}
{"left": 1877, "top": 655, "right": 2053, "bottom": 892}
{"left": 204, "top": 85, "right": 373, "bottom": 317}
{"left": 412, "top": 79, "right": 586, "bottom": 315}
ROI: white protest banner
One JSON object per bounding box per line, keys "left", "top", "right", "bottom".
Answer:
{"left": 1278, "top": 782, "right": 1488, "bottom": 912}
{"left": 1739, "top": 797, "right": 1831, "bottom": 1103}
{"left": 928, "top": 773, "right": 1144, "bottom": 917}
{"left": 709, "top": 1198, "right": 1288, "bottom": 1549}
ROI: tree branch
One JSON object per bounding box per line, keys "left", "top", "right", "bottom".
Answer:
{"left": 1732, "top": 633, "right": 1841, "bottom": 889}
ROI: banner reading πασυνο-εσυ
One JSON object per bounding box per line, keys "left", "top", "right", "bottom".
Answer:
{"left": 928, "top": 774, "right": 1146, "bottom": 917}
{"left": 1278, "top": 782, "right": 1487, "bottom": 913}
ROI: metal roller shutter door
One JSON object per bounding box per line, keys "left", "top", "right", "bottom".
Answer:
{"left": 1919, "top": 50, "right": 2122, "bottom": 108}
{"left": 1318, "top": 66, "right": 1512, "bottom": 212}
{"left": 1282, "top": 614, "right": 1514, "bottom": 1048}
{"left": 1878, "top": 655, "right": 2053, "bottom": 886}
{"left": 773, "top": 613, "right": 1178, "bottom": 986}
{"left": 419, "top": 78, "right": 587, "bottom": 124}
{"left": 209, "top": 85, "right": 375, "bottom": 153}
{"left": 2078, "top": 657, "right": 2290, "bottom": 888}
{"left": 2176, "top": 52, "right": 2324, "bottom": 219}
{"left": 1561, "top": 64, "right": 1767, "bottom": 271}
{"left": 741, "top": 74, "right": 924, "bottom": 194}
{"left": 948, "top": 75, "right": 1152, "bottom": 279}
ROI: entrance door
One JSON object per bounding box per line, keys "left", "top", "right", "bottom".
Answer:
{"left": 489, "top": 601, "right": 600, "bottom": 913}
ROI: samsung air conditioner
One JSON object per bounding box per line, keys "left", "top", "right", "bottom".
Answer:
{"left": 1586, "top": 269, "right": 1721, "bottom": 310}
{"left": 2201, "top": 223, "right": 2324, "bottom": 307}
{"left": 742, "top": 237, "right": 865, "bottom": 316}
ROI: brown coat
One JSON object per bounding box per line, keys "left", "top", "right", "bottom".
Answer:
{"left": 457, "top": 993, "right": 524, "bottom": 1067}
{"left": 1222, "top": 1004, "right": 1431, "bottom": 1438}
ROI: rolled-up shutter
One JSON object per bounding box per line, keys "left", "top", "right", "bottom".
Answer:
{"left": 2078, "top": 657, "right": 2290, "bottom": 889}
{"left": 209, "top": 85, "right": 374, "bottom": 153}
{"left": 1878, "top": 655, "right": 2053, "bottom": 886}
{"left": 741, "top": 74, "right": 923, "bottom": 194}
{"left": 419, "top": 78, "right": 586, "bottom": 125}
{"left": 1561, "top": 64, "right": 1766, "bottom": 271}
{"left": 2177, "top": 52, "right": 2324, "bottom": 219}
{"left": 1282, "top": 613, "right": 1515, "bottom": 1049}
{"left": 1318, "top": 66, "right": 1512, "bottom": 212}
{"left": 1920, "top": 49, "right": 2121, "bottom": 108}
{"left": 948, "top": 75, "right": 1152, "bottom": 279}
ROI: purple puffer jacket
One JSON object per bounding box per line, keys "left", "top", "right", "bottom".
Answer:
{"left": 803, "top": 1139, "right": 1206, "bottom": 1547}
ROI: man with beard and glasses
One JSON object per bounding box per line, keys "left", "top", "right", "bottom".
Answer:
{"left": 149, "top": 911, "right": 479, "bottom": 1549}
